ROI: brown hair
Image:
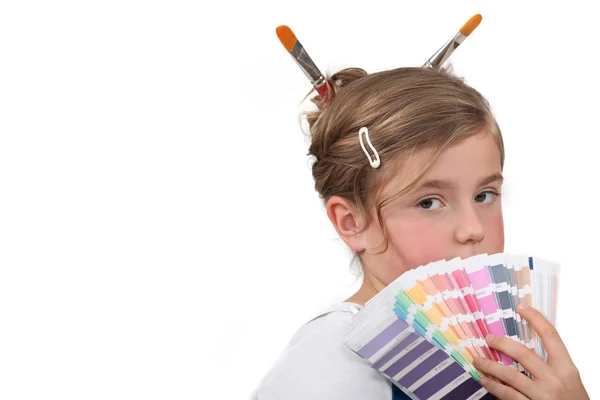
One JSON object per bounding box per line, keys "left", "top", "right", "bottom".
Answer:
{"left": 303, "top": 66, "right": 504, "bottom": 253}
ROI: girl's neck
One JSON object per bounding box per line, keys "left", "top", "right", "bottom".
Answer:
{"left": 344, "top": 274, "right": 386, "bottom": 306}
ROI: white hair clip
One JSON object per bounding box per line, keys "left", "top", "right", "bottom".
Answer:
{"left": 358, "top": 127, "right": 380, "bottom": 169}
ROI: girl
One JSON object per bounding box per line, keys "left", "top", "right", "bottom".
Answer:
{"left": 252, "top": 67, "right": 589, "bottom": 400}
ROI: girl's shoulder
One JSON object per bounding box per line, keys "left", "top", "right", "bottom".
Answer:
{"left": 252, "top": 302, "right": 393, "bottom": 400}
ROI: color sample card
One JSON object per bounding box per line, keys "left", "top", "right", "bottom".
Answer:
{"left": 345, "top": 253, "right": 559, "bottom": 400}
{"left": 345, "top": 306, "right": 495, "bottom": 400}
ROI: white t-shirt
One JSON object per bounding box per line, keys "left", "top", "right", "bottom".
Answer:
{"left": 251, "top": 302, "right": 394, "bottom": 400}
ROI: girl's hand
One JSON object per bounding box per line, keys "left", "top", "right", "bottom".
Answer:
{"left": 473, "top": 304, "right": 589, "bottom": 400}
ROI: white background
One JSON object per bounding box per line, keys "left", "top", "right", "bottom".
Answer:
{"left": 1, "top": 1, "right": 598, "bottom": 399}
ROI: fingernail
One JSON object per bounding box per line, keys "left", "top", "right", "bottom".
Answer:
{"left": 480, "top": 377, "right": 489, "bottom": 385}
{"left": 485, "top": 334, "right": 494, "bottom": 343}
{"left": 474, "top": 357, "right": 483, "bottom": 366}
{"left": 518, "top": 303, "right": 528, "bottom": 311}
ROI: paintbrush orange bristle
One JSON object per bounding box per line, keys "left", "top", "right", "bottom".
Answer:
{"left": 276, "top": 25, "right": 297, "bottom": 52}
{"left": 459, "top": 14, "right": 482, "bottom": 36}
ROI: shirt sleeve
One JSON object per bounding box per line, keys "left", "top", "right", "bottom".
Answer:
{"left": 252, "top": 318, "right": 392, "bottom": 400}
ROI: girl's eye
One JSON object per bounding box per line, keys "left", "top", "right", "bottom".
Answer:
{"left": 475, "top": 191, "right": 497, "bottom": 204}
{"left": 419, "top": 198, "right": 442, "bottom": 210}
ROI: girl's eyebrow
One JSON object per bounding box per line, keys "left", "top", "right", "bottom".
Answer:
{"left": 417, "top": 172, "right": 504, "bottom": 190}
{"left": 477, "top": 172, "right": 504, "bottom": 187}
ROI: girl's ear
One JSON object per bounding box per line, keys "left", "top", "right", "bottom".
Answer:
{"left": 326, "top": 196, "right": 367, "bottom": 252}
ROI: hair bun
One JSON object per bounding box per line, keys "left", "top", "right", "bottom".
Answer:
{"left": 330, "top": 68, "right": 368, "bottom": 89}
{"left": 309, "top": 67, "right": 368, "bottom": 111}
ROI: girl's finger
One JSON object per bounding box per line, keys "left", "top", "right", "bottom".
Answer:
{"left": 517, "top": 304, "right": 572, "bottom": 362}
{"left": 474, "top": 356, "right": 537, "bottom": 399}
{"left": 479, "top": 375, "right": 529, "bottom": 400}
{"left": 485, "top": 334, "right": 551, "bottom": 379}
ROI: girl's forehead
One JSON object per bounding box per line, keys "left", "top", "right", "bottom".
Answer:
{"left": 385, "top": 132, "right": 503, "bottom": 191}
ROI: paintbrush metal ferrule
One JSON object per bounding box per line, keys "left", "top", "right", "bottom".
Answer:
{"left": 423, "top": 31, "right": 467, "bottom": 68}
{"left": 289, "top": 40, "right": 326, "bottom": 89}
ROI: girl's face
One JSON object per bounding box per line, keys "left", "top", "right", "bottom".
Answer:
{"left": 360, "top": 131, "right": 505, "bottom": 287}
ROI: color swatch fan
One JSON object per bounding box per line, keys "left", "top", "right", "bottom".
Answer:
{"left": 344, "top": 253, "right": 559, "bottom": 400}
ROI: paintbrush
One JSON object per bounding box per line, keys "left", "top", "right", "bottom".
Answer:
{"left": 423, "top": 14, "right": 482, "bottom": 68}
{"left": 276, "top": 25, "right": 329, "bottom": 100}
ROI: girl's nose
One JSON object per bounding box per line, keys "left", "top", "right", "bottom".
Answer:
{"left": 454, "top": 205, "right": 485, "bottom": 245}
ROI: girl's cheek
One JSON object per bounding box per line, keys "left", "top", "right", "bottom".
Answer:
{"left": 487, "top": 211, "right": 505, "bottom": 251}
{"left": 391, "top": 221, "right": 449, "bottom": 268}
